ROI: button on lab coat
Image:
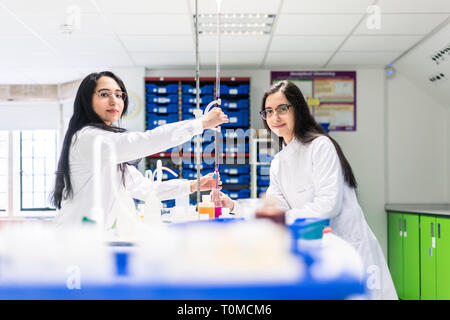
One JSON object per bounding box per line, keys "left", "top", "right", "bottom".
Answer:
{"left": 54, "top": 119, "right": 203, "bottom": 229}
{"left": 265, "top": 136, "right": 397, "bottom": 300}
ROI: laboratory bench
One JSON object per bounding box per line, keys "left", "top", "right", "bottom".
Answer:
{"left": 386, "top": 203, "right": 450, "bottom": 300}
{"left": 0, "top": 218, "right": 367, "bottom": 300}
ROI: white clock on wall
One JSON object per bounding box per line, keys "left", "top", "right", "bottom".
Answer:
{"left": 123, "top": 91, "right": 141, "bottom": 119}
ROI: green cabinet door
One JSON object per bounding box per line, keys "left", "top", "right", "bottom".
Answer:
{"left": 403, "top": 214, "right": 420, "bottom": 300}
{"left": 420, "top": 215, "right": 437, "bottom": 300}
{"left": 388, "top": 212, "right": 403, "bottom": 298}
{"left": 437, "top": 217, "right": 450, "bottom": 299}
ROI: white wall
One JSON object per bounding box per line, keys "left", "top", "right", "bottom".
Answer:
{"left": 387, "top": 72, "right": 448, "bottom": 204}
{"left": 146, "top": 67, "right": 389, "bottom": 255}
{"left": 0, "top": 102, "right": 61, "bottom": 130}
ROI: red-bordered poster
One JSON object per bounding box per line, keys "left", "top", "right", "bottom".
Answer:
{"left": 271, "top": 71, "right": 357, "bottom": 131}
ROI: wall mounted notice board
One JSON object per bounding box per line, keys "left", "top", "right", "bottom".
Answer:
{"left": 271, "top": 71, "right": 357, "bottom": 131}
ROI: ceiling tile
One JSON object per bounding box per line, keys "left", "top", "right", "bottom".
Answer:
{"left": 0, "top": 13, "right": 34, "bottom": 35}
{"left": 96, "top": 0, "right": 190, "bottom": 14}
{"left": 110, "top": 14, "right": 192, "bottom": 35}
{"left": 200, "top": 51, "right": 264, "bottom": 66}
{"left": 269, "top": 35, "right": 346, "bottom": 51}
{"left": 44, "top": 35, "right": 124, "bottom": 54}
{"left": 131, "top": 52, "right": 196, "bottom": 67}
{"left": 189, "top": 0, "right": 280, "bottom": 14}
{"left": 264, "top": 52, "right": 333, "bottom": 67}
{"left": 14, "top": 13, "right": 113, "bottom": 36}
{"left": 0, "top": 0, "right": 97, "bottom": 14}
{"left": 329, "top": 51, "right": 402, "bottom": 65}
{"left": 341, "top": 35, "right": 422, "bottom": 51}
{"left": 0, "top": 36, "right": 53, "bottom": 53}
{"left": 281, "top": 0, "right": 375, "bottom": 14}
{"left": 199, "top": 35, "right": 270, "bottom": 51}
{"left": 274, "top": 14, "right": 364, "bottom": 35}
{"left": 354, "top": 13, "right": 449, "bottom": 35}
{"left": 378, "top": 0, "right": 450, "bottom": 13}
{"left": 121, "top": 35, "right": 195, "bottom": 52}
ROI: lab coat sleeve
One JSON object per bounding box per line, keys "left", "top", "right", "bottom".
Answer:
{"left": 75, "top": 119, "right": 203, "bottom": 164}
{"left": 265, "top": 158, "right": 291, "bottom": 211}
{"left": 285, "top": 136, "right": 344, "bottom": 225}
{"left": 124, "top": 165, "right": 190, "bottom": 201}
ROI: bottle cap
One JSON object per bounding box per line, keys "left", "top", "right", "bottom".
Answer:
{"left": 202, "top": 194, "right": 211, "bottom": 203}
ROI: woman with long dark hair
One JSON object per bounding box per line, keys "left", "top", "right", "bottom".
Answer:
{"left": 52, "top": 71, "right": 227, "bottom": 229}
{"left": 218, "top": 80, "right": 396, "bottom": 299}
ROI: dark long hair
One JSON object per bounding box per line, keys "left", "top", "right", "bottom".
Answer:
{"left": 261, "top": 80, "right": 357, "bottom": 189}
{"left": 51, "top": 71, "right": 129, "bottom": 209}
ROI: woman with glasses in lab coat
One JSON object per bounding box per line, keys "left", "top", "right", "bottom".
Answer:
{"left": 51, "top": 71, "right": 227, "bottom": 230}
{"left": 217, "top": 80, "right": 397, "bottom": 300}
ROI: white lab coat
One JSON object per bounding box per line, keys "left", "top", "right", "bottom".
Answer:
{"left": 264, "top": 136, "right": 397, "bottom": 300}
{"left": 54, "top": 119, "right": 203, "bottom": 229}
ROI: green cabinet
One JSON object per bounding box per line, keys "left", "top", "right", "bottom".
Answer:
{"left": 436, "top": 217, "right": 450, "bottom": 299}
{"left": 388, "top": 211, "right": 450, "bottom": 300}
{"left": 420, "top": 215, "right": 436, "bottom": 299}
{"left": 388, "top": 212, "right": 420, "bottom": 300}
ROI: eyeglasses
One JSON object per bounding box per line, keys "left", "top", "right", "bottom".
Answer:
{"left": 94, "top": 89, "right": 127, "bottom": 101}
{"left": 260, "top": 104, "right": 292, "bottom": 120}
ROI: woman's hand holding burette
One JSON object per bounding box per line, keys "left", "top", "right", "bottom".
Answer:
{"left": 201, "top": 106, "right": 228, "bottom": 129}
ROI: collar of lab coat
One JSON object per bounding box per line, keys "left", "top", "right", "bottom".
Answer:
{"left": 277, "top": 136, "right": 301, "bottom": 158}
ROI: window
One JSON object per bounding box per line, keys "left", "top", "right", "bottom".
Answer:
{"left": 20, "top": 130, "right": 58, "bottom": 211}
{"left": 0, "top": 131, "right": 8, "bottom": 212}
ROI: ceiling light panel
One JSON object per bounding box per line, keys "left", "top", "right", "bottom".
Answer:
{"left": 195, "top": 13, "right": 276, "bottom": 35}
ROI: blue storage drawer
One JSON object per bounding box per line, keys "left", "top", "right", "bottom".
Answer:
{"left": 162, "top": 199, "right": 175, "bottom": 208}
{"left": 146, "top": 94, "right": 178, "bottom": 104}
{"left": 182, "top": 169, "right": 211, "bottom": 179}
{"left": 182, "top": 84, "right": 214, "bottom": 95}
{"left": 219, "top": 165, "right": 250, "bottom": 175}
{"left": 220, "top": 84, "right": 249, "bottom": 95}
{"left": 257, "top": 165, "right": 270, "bottom": 176}
{"left": 222, "top": 110, "right": 249, "bottom": 128}
{"left": 222, "top": 189, "right": 251, "bottom": 200}
{"left": 222, "top": 129, "right": 249, "bottom": 139}
{"left": 147, "top": 114, "right": 179, "bottom": 129}
{"left": 222, "top": 174, "right": 250, "bottom": 185}
{"left": 257, "top": 153, "right": 274, "bottom": 163}
{"left": 182, "top": 95, "right": 214, "bottom": 105}
{"left": 181, "top": 113, "right": 195, "bottom": 121}
{"left": 223, "top": 143, "right": 249, "bottom": 153}
{"left": 182, "top": 161, "right": 214, "bottom": 171}
{"left": 221, "top": 99, "right": 249, "bottom": 110}
{"left": 182, "top": 105, "right": 206, "bottom": 115}
{"left": 257, "top": 186, "right": 268, "bottom": 197}
{"left": 257, "top": 175, "right": 270, "bottom": 186}
{"left": 146, "top": 83, "right": 178, "bottom": 95}
{"left": 146, "top": 104, "right": 178, "bottom": 114}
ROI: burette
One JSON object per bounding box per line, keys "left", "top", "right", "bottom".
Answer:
{"left": 213, "top": 0, "right": 222, "bottom": 191}
{"left": 194, "top": 0, "right": 223, "bottom": 207}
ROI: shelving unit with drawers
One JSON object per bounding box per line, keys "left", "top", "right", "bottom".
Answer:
{"left": 144, "top": 77, "right": 251, "bottom": 208}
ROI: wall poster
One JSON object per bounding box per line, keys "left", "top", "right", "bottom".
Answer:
{"left": 271, "top": 71, "right": 357, "bottom": 131}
